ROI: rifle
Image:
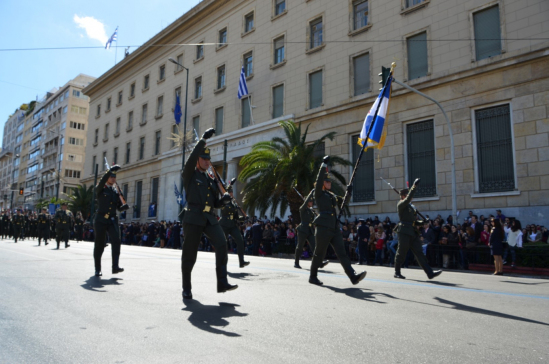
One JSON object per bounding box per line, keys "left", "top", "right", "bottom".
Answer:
{"left": 293, "top": 187, "right": 318, "bottom": 218}
{"left": 380, "top": 176, "right": 427, "bottom": 222}
{"left": 208, "top": 167, "right": 248, "bottom": 220}
{"left": 104, "top": 157, "right": 129, "bottom": 210}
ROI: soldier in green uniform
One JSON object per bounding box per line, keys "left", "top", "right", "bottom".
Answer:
{"left": 37, "top": 207, "right": 51, "bottom": 246}
{"left": 294, "top": 189, "right": 328, "bottom": 269}
{"left": 219, "top": 183, "right": 249, "bottom": 268}
{"left": 309, "top": 156, "right": 366, "bottom": 286}
{"left": 0, "top": 211, "right": 10, "bottom": 239}
{"left": 54, "top": 203, "right": 73, "bottom": 249}
{"left": 93, "top": 165, "right": 128, "bottom": 277}
{"left": 181, "top": 128, "right": 236, "bottom": 300}
{"left": 75, "top": 211, "right": 84, "bottom": 242}
{"left": 13, "top": 210, "right": 24, "bottom": 243}
{"left": 393, "top": 179, "right": 442, "bottom": 280}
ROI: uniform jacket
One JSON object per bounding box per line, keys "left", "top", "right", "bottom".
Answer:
{"left": 313, "top": 164, "right": 343, "bottom": 230}
{"left": 54, "top": 209, "right": 73, "bottom": 230}
{"left": 297, "top": 189, "right": 315, "bottom": 235}
{"left": 38, "top": 213, "right": 51, "bottom": 228}
{"left": 181, "top": 139, "right": 223, "bottom": 226}
{"left": 394, "top": 185, "right": 419, "bottom": 237}
{"left": 95, "top": 169, "right": 124, "bottom": 224}
{"left": 13, "top": 215, "right": 25, "bottom": 228}
{"left": 220, "top": 200, "right": 242, "bottom": 229}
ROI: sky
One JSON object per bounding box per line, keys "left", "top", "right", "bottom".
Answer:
{"left": 0, "top": 0, "right": 201, "bottom": 142}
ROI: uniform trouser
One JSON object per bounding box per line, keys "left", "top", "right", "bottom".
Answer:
{"left": 38, "top": 227, "right": 49, "bottom": 243}
{"left": 13, "top": 228, "right": 21, "bottom": 242}
{"left": 76, "top": 227, "right": 83, "bottom": 241}
{"left": 182, "top": 222, "right": 228, "bottom": 290}
{"left": 221, "top": 225, "right": 245, "bottom": 264}
{"left": 311, "top": 226, "right": 353, "bottom": 276}
{"left": 56, "top": 228, "right": 70, "bottom": 244}
{"left": 295, "top": 230, "right": 316, "bottom": 262}
{"left": 94, "top": 220, "right": 121, "bottom": 271}
{"left": 394, "top": 232, "right": 434, "bottom": 277}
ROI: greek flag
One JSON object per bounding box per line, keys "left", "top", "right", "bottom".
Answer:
{"left": 174, "top": 182, "right": 186, "bottom": 207}
{"left": 357, "top": 74, "right": 393, "bottom": 150}
{"left": 237, "top": 66, "right": 248, "bottom": 99}
{"left": 105, "top": 27, "right": 118, "bottom": 50}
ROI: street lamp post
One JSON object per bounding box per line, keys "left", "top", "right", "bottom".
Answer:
{"left": 168, "top": 58, "right": 189, "bottom": 217}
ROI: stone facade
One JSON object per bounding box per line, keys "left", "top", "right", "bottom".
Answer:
{"left": 81, "top": 0, "right": 549, "bottom": 225}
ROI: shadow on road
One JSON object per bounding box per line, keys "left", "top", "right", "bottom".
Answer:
{"left": 81, "top": 277, "right": 123, "bottom": 292}
{"left": 322, "top": 285, "right": 396, "bottom": 304}
{"left": 434, "top": 297, "right": 549, "bottom": 326}
{"left": 408, "top": 280, "right": 480, "bottom": 290}
{"left": 228, "top": 272, "right": 258, "bottom": 280}
{"left": 502, "top": 281, "right": 549, "bottom": 286}
{"left": 182, "top": 301, "right": 248, "bottom": 337}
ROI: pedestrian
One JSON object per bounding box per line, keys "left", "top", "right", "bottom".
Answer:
{"left": 504, "top": 219, "right": 522, "bottom": 268}
{"left": 489, "top": 218, "right": 505, "bottom": 275}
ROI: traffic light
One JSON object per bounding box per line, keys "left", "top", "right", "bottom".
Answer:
{"left": 19, "top": 188, "right": 24, "bottom": 196}
{"left": 378, "top": 66, "right": 391, "bottom": 90}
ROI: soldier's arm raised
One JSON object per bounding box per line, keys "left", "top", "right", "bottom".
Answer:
{"left": 300, "top": 189, "right": 314, "bottom": 212}
{"left": 315, "top": 157, "right": 330, "bottom": 202}
{"left": 182, "top": 139, "right": 205, "bottom": 189}
{"left": 402, "top": 178, "right": 420, "bottom": 205}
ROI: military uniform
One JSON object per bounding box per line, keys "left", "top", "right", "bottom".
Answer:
{"left": 181, "top": 131, "right": 236, "bottom": 300}
{"left": 219, "top": 185, "right": 249, "bottom": 268}
{"left": 54, "top": 207, "right": 73, "bottom": 249}
{"left": 93, "top": 166, "right": 128, "bottom": 276}
{"left": 37, "top": 210, "right": 51, "bottom": 246}
{"left": 0, "top": 213, "right": 10, "bottom": 239}
{"left": 309, "top": 159, "right": 366, "bottom": 286}
{"left": 294, "top": 189, "right": 316, "bottom": 268}
{"left": 75, "top": 216, "right": 84, "bottom": 242}
{"left": 13, "top": 213, "right": 25, "bottom": 243}
{"left": 393, "top": 183, "right": 441, "bottom": 279}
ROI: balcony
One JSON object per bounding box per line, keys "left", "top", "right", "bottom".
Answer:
{"left": 0, "top": 148, "right": 13, "bottom": 159}
{"left": 42, "top": 146, "right": 58, "bottom": 158}
{"left": 42, "top": 161, "right": 57, "bottom": 171}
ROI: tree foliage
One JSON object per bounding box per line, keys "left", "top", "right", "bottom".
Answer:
{"left": 67, "top": 184, "right": 94, "bottom": 218}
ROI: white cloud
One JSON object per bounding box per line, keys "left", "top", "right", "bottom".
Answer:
{"left": 73, "top": 15, "right": 108, "bottom": 45}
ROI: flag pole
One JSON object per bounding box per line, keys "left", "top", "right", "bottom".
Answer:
{"left": 337, "top": 63, "right": 395, "bottom": 221}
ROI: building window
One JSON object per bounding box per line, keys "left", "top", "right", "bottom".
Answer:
{"left": 405, "top": 0, "right": 425, "bottom": 8}
{"left": 70, "top": 121, "right": 85, "bottom": 130}
{"left": 134, "top": 181, "right": 142, "bottom": 219}
{"left": 102, "top": 151, "right": 107, "bottom": 171}
{"left": 192, "top": 115, "right": 200, "bottom": 135}
{"left": 118, "top": 91, "right": 123, "bottom": 105}
{"left": 171, "top": 124, "right": 177, "bottom": 148}
{"left": 407, "top": 31, "right": 428, "bottom": 80}
{"left": 154, "top": 131, "right": 161, "bottom": 155}
{"left": 309, "top": 70, "right": 323, "bottom": 109}
{"left": 139, "top": 137, "right": 145, "bottom": 160}
{"left": 142, "top": 104, "right": 148, "bottom": 124}
{"left": 194, "top": 77, "right": 202, "bottom": 99}
{"left": 96, "top": 104, "right": 101, "bottom": 117}
{"left": 113, "top": 147, "right": 118, "bottom": 165}
{"left": 107, "top": 97, "right": 111, "bottom": 110}
{"left": 473, "top": 5, "right": 501, "bottom": 61}
{"left": 116, "top": 117, "right": 121, "bottom": 134}
{"left": 176, "top": 54, "right": 184, "bottom": 71}
{"left": 128, "top": 111, "right": 134, "bottom": 129}
{"left": 64, "top": 169, "right": 81, "bottom": 179}
{"left": 219, "top": 28, "right": 227, "bottom": 45}
{"left": 130, "top": 83, "right": 136, "bottom": 98}
{"left": 351, "top": 136, "right": 374, "bottom": 202}
{"left": 217, "top": 65, "right": 226, "bottom": 89}
{"left": 275, "top": 0, "right": 286, "bottom": 16}
{"left": 149, "top": 177, "right": 159, "bottom": 217}
{"left": 104, "top": 123, "right": 109, "bottom": 140}
{"left": 68, "top": 137, "right": 83, "bottom": 146}
{"left": 215, "top": 107, "right": 224, "bottom": 134}
{"left": 475, "top": 104, "right": 514, "bottom": 193}
{"left": 157, "top": 96, "right": 163, "bottom": 116}
{"left": 243, "top": 52, "right": 253, "bottom": 77}
{"left": 406, "top": 120, "right": 436, "bottom": 197}
{"left": 159, "top": 65, "right": 166, "bottom": 81}
{"left": 196, "top": 43, "right": 204, "bottom": 60}
{"left": 353, "top": 0, "right": 368, "bottom": 30}
{"left": 91, "top": 156, "right": 96, "bottom": 174}
{"left": 244, "top": 12, "right": 254, "bottom": 33}
{"left": 242, "top": 97, "right": 251, "bottom": 128}
{"left": 272, "top": 84, "right": 284, "bottom": 119}
{"left": 353, "top": 52, "right": 370, "bottom": 96}
{"left": 274, "top": 36, "right": 285, "bottom": 65}
{"left": 310, "top": 18, "right": 324, "bottom": 49}
{"left": 144, "top": 74, "right": 150, "bottom": 90}
{"left": 125, "top": 142, "right": 131, "bottom": 164}
{"left": 94, "top": 129, "right": 99, "bottom": 144}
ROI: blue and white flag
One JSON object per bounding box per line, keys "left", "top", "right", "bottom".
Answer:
{"left": 174, "top": 94, "right": 182, "bottom": 125}
{"left": 237, "top": 66, "right": 249, "bottom": 99}
{"left": 174, "top": 182, "right": 186, "bottom": 207}
{"left": 105, "top": 27, "right": 118, "bottom": 50}
{"left": 357, "top": 74, "right": 393, "bottom": 150}
{"left": 17, "top": 111, "right": 25, "bottom": 121}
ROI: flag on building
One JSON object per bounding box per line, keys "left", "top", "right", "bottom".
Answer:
{"left": 237, "top": 66, "right": 249, "bottom": 99}
{"left": 174, "top": 182, "right": 186, "bottom": 207}
{"left": 105, "top": 27, "right": 118, "bottom": 50}
{"left": 174, "top": 94, "right": 182, "bottom": 125}
{"left": 357, "top": 73, "right": 393, "bottom": 150}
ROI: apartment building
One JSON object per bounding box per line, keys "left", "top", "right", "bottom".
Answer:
{"left": 0, "top": 109, "right": 26, "bottom": 210}
{"left": 82, "top": 0, "right": 549, "bottom": 224}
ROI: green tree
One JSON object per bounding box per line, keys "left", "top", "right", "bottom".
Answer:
{"left": 239, "top": 120, "right": 352, "bottom": 223}
{"left": 35, "top": 197, "right": 66, "bottom": 211}
{"left": 67, "top": 184, "right": 94, "bottom": 219}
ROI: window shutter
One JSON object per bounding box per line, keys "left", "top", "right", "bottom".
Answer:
{"left": 242, "top": 98, "right": 251, "bottom": 128}
{"left": 309, "top": 71, "right": 323, "bottom": 109}
{"left": 407, "top": 32, "right": 428, "bottom": 80}
{"left": 351, "top": 136, "right": 375, "bottom": 202}
{"left": 273, "top": 85, "right": 284, "bottom": 118}
{"left": 407, "top": 120, "right": 436, "bottom": 197}
{"left": 216, "top": 108, "right": 224, "bottom": 134}
{"left": 474, "top": 6, "right": 501, "bottom": 61}
{"left": 353, "top": 53, "right": 370, "bottom": 96}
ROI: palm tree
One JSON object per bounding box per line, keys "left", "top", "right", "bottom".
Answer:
{"left": 35, "top": 196, "right": 66, "bottom": 211}
{"left": 67, "top": 184, "right": 94, "bottom": 219}
{"left": 239, "top": 120, "right": 352, "bottom": 224}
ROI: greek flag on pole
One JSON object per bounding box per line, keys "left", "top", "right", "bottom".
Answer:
{"left": 105, "top": 27, "right": 118, "bottom": 49}
{"left": 357, "top": 75, "right": 393, "bottom": 150}
{"left": 237, "top": 66, "right": 248, "bottom": 99}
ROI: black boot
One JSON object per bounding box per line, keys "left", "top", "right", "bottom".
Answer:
{"left": 294, "top": 257, "right": 301, "bottom": 269}
{"left": 56, "top": 241, "right": 60, "bottom": 249}
{"left": 394, "top": 265, "right": 406, "bottom": 279}
{"left": 65, "top": 242, "right": 70, "bottom": 248}
{"left": 182, "top": 271, "right": 192, "bottom": 300}
{"left": 308, "top": 265, "right": 323, "bottom": 285}
{"left": 216, "top": 266, "right": 238, "bottom": 293}
{"left": 95, "top": 270, "right": 102, "bottom": 277}
{"left": 320, "top": 260, "right": 330, "bottom": 269}
{"left": 346, "top": 269, "right": 367, "bottom": 285}
{"left": 239, "top": 254, "right": 250, "bottom": 268}
{"left": 112, "top": 267, "right": 124, "bottom": 274}
{"left": 45, "top": 241, "right": 48, "bottom": 245}
{"left": 428, "top": 270, "right": 442, "bottom": 280}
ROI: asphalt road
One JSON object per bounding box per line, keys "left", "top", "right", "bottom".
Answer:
{"left": 1, "top": 238, "right": 548, "bottom": 364}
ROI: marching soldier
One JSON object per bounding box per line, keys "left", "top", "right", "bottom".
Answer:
{"left": 219, "top": 183, "right": 250, "bottom": 268}
{"left": 37, "top": 207, "right": 50, "bottom": 246}
{"left": 54, "top": 203, "right": 73, "bottom": 249}
{"left": 13, "top": 210, "right": 25, "bottom": 243}
{"left": 294, "top": 189, "right": 328, "bottom": 269}
{"left": 393, "top": 179, "right": 442, "bottom": 280}
{"left": 181, "top": 128, "right": 236, "bottom": 300}
{"left": 309, "top": 156, "right": 366, "bottom": 286}
{"left": 0, "top": 211, "right": 10, "bottom": 239}
{"left": 93, "top": 165, "right": 128, "bottom": 277}
{"left": 75, "top": 211, "right": 84, "bottom": 242}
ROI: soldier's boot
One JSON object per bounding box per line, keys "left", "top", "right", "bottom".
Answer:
{"left": 427, "top": 270, "right": 442, "bottom": 280}
{"left": 65, "top": 240, "right": 70, "bottom": 248}
{"left": 238, "top": 254, "right": 250, "bottom": 268}
{"left": 45, "top": 239, "right": 48, "bottom": 246}
{"left": 294, "top": 255, "right": 301, "bottom": 269}
{"left": 308, "top": 265, "right": 323, "bottom": 286}
{"left": 344, "top": 266, "right": 367, "bottom": 285}
{"left": 112, "top": 256, "right": 124, "bottom": 274}
{"left": 320, "top": 260, "right": 330, "bottom": 269}
{"left": 394, "top": 265, "right": 406, "bottom": 279}
{"left": 216, "top": 266, "right": 238, "bottom": 293}
{"left": 182, "top": 271, "right": 192, "bottom": 300}
{"left": 56, "top": 240, "right": 60, "bottom": 249}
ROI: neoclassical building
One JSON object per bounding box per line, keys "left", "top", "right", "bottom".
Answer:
{"left": 81, "top": 0, "right": 549, "bottom": 224}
